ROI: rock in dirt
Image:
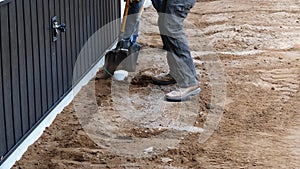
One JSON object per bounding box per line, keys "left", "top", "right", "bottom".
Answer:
{"left": 161, "top": 157, "right": 173, "bottom": 163}
{"left": 205, "top": 103, "right": 215, "bottom": 109}
{"left": 144, "top": 147, "right": 154, "bottom": 154}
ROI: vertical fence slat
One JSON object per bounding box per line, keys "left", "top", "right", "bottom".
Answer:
{"left": 82, "top": 0, "right": 87, "bottom": 69}
{"left": 44, "top": 0, "right": 53, "bottom": 109}
{"left": 24, "top": 0, "right": 36, "bottom": 127}
{"left": 103, "top": 0, "right": 108, "bottom": 50}
{"left": 9, "top": 1, "right": 23, "bottom": 142}
{"left": 1, "top": 4, "right": 15, "bottom": 150}
{"left": 69, "top": 0, "right": 76, "bottom": 84}
{"left": 89, "top": 0, "right": 94, "bottom": 63}
{"left": 64, "top": 0, "right": 72, "bottom": 88}
{"left": 16, "top": 0, "right": 29, "bottom": 135}
{"left": 116, "top": 0, "right": 121, "bottom": 40}
{"left": 94, "top": 0, "right": 99, "bottom": 61}
{"left": 0, "top": 74, "right": 6, "bottom": 158}
{"left": 82, "top": 0, "right": 87, "bottom": 73}
{"left": 37, "top": 0, "right": 48, "bottom": 113}
{"left": 59, "top": 0, "right": 68, "bottom": 92}
{"left": 31, "top": 0, "right": 42, "bottom": 121}
{"left": 0, "top": 7, "right": 8, "bottom": 159}
{"left": 100, "top": 0, "right": 104, "bottom": 52}
{"left": 54, "top": 0, "right": 63, "bottom": 98}
{"left": 108, "top": 0, "right": 112, "bottom": 48}
{"left": 49, "top": 0, "right": 58, "bottom": 102}
{"left": 86, "top": 0, "right": 91, "bottom": 67}
{"left": 78, "top": 0, "right": 82, "bottom": 81}
{"left": 92, "top": 0, "right": 97, "bottom": 61}
{"left": 75, "top": 0, "right": 81, "bottom": 82}
{"left": 97, "top": 0, "right": 102, "bottom": 56}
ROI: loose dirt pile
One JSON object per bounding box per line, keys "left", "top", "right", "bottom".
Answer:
{"left": 14, "top": 0, "right": 300, "bottom": 168}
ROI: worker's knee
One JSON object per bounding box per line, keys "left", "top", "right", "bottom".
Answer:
{"left": 158, "top": 14, "right": 184, "bottom": 37}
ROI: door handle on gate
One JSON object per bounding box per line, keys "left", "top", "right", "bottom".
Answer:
{"left": 52, "top": 16, "right": 66, "bottom": 42}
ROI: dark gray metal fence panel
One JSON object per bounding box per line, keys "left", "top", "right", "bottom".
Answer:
{"left": 0, "top": 0, "right": 120, "bottom": 165}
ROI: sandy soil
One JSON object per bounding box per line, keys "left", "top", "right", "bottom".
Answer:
{"left": 14, "top": 0, "right": 300, "bottom": 168}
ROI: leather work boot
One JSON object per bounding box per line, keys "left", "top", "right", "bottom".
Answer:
{"left": 152, "top": 73, "right": 176, "bottom": 85}
{"left": 165, "top": 85, "right": 201, "bottom": 102}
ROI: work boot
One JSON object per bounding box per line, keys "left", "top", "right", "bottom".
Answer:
{"left": 165, "top": 85, "right": 201, "bottom": 102}
{"left": 152, "top": 73, "right": 176, "bottom": 85}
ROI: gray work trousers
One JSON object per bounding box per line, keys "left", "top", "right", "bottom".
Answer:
{"left": 158, "top": 0, "right": 198, "bottom": 88}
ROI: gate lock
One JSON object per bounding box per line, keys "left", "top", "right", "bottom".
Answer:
{"left": 52, "top": 16, "right": 66, "bottom": 42}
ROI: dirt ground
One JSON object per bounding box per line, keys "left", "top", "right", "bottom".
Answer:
{"left": 14, "top": 0, "right": 300, "bottom": 168}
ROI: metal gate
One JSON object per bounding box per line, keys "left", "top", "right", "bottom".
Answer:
{"left": 0, "top": 0, "right": 120, "bottom": 164}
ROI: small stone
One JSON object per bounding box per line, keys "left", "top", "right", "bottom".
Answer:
{"left": 271, "top": 87, "right": 275, "bottom": 90}
{"left": 144, "top": 147, "right": 154, "bottom": 154}
{"left": 77, "top": 130, "right": 86, "bottom": 136}
{"left": 161, "top": 157, "right": 173, "bottom": 163}
{"left": 206, "top": 103, "right": 214, "bottom": 109}
{"left": 167, "top": 146, "right": 177, "bottom": 150}
{"left": 112, "top": 115, "right": 120, "bottom": 118}
{"left": 181, "top": 157, "right": 189, "bottom": 163}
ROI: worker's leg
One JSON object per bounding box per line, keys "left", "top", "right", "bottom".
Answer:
{"left": 130, "top": 0, "right": 162, "bottom": 43}
{"left": 151, "top": 0, "right": 163, "bottom": 12}
{"left": 122, "top": 0, "right": 145, "bottom": 43}
{"left": 158, "top": 0, "right": 198, "bottom": 88}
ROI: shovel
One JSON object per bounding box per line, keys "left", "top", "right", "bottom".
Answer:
{"left": 99, "top": 0, "right": 144, "bottom": 79}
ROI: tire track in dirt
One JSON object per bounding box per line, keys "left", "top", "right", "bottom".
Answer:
{"left": 256, "top": 67, "right": 299, "bottom": 102}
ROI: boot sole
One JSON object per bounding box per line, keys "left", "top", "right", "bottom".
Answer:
{"left": 165, "top": 88, "right": 201, "bottom": 102}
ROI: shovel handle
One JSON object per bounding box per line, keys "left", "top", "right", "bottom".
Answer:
{"left": 121, "top": 0, "right": 130, "bottom": 33}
